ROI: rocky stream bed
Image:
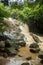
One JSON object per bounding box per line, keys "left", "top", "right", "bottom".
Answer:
{"left": 0, "top": 18, "right": 43, "bottom": 65}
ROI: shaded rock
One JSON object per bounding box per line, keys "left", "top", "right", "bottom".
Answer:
{"left": 12, "top": 41, "right": 26, "bottom": 50}
{"left": 21, "top": 62, "right": 30, "bottom": 65}
{"left": 5, "top": 40, "right": 11, "bottom": 48}
{"left": 26, "top": 56, "right": 32, "bottom": 60}
{"left": 17, "top": 41, "right": 26, "bottom": 47}
{"left": 29, "top": 43, "right": 39, "bottom": 48}
{"left": 40, "top": 60, "right": 43, "bottom": 64}
{"left": 0, "top": 41, "right": 5, "bottom": 48}
{"left": 0, "top": 53, "right": 3, "bottom": 56}
{"left": 38, "top": 54, "right": 43, "bottom": 59}
{"left": 7, "top": 47, "right": 18, "bottom": 56}
{"left": 0, "top": 48, "right": 5, "bottom": 52}
{"left": 30, "top": 48, "right": 40, "bottom": 53}
{"left": 0, "top": 32, "right": 11, "bottom": 41}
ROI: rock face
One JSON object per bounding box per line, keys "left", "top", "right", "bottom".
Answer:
{"left": 0, "top": 21, "right": 26, "bottom": 56}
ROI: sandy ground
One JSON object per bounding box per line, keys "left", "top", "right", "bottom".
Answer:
{"left": 14, "top": 46, "right": 39, "bottom": 60}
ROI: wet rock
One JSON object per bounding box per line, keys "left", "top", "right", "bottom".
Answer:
{"left": 40, "top": 60, "right": 43, "bottom": 64}
{"left": 26, "top": 56, "right": 32, "bottom": 60}
{"left": 21, "top": 62, "right": 30, "bottom": 65}
{"left": 29, "top": 43, "right": 39, "bottom": 48}
{"left": 7, "top": 47, "right": 18, "bottom": 56}
{"left": 38, "top": 54, "right": 43, "bottom": 59}
{"left": 3, "top": 30, "right": 26, "bottom": 48}
{"left": 30, "top": 48, "right": 40, "bottom": 53}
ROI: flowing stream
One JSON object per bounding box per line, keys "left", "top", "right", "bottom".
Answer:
{"left": 6, "top": 58, "right": 31, "bottom": 65}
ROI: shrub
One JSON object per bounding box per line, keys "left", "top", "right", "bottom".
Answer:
{"left": 10, "top": 1, "right": 43, "bottom": 32}
{"left": 29, "top": 4, "right": 43, "bottom": 31}
{"left": 0, "top": 2, "right": 10, "bottom": 19}
{"left": 10, "top": 2, "right": 24, "bottom": 10}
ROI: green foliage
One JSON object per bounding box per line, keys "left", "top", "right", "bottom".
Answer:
{"left": 10, "top": 1, "right": 43, "bottom": 31}
{"left": 0, "top": 0, "right": 43, "bottom": 31}
{"left": 0, "top": 2, "right": 10, "bottom": 19}
{"left": 10, "top": 2, "right": 24, "bottom": 10}
{"left": 10, "top": 2, "right": 18, "bottom": 9}
{"left": 0, "top": 19, "right": 8, "bottom": 32}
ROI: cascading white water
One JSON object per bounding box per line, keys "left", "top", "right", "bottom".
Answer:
{"left": 6, "top": 58, "right": 31, "bottom": 65}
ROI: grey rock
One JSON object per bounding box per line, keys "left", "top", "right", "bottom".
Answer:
{"left": 16, "top": 41, "right": 26, "bottom": 47}
{"left": 38, "top": 54, "right": 43, "bottom": 59}
{"left": 30, "top": 48, "right": 40, "bottom": 53}
{"left": 0, "top": 32, "right": 11, "bottom": 41}
{"left": 29, "top": 43, "right": 39, "bottom": 48}
{"left": 7, "top": 47, "right": 18, "bottom": 56}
